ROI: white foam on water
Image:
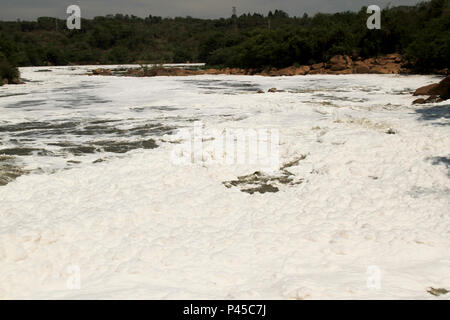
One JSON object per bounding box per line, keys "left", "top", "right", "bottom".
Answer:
{"left": 0, "top": 67, "right": 449, "bottom": 299}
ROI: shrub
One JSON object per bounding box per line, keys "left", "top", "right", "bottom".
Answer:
{"left": 0, "top": 53, "right": 20, "bottom": 85}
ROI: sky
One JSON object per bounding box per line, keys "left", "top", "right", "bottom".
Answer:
{"left": 0, "top": 0, "right": 427, "bottom": 21}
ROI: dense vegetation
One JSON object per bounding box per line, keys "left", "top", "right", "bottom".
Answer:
{"left": 0, "top": 53, "right": 19, "bottom": 85}
{"left": 0, "top": 0, "right": 448, "bottom": 76}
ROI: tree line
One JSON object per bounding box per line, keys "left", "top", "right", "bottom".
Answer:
{"left": 0, "top": 0, "right": 448, "bottom": 84}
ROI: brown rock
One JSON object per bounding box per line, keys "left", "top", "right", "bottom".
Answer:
{"left": 412, "top": 76, "right": 450, "bottom": 102}
{"left": 329, "top": 55, "right": 346, "bottom": 65}
{"left": 274, "top": 67, "right": 296, "bottom": 76}
{"left": 369, "top": 66, "right": 387, "bottom": 74}
{"left": 386, "top": 53, "right": 402, "bottom": 62}
{"left": 268, "top": 88, "right": 278, "bottom": 93}
{"left": 369, "top": 64, "right": 400, "bottom": 74}
{"left": 425, "top": 95, "right": 444, "bottom": 103}
{"left": 344, "top": 55, "right": 353, "bottom": 65}
{"left": 1, "top": 77, "right": 23, "bottom": 85}
{"left": 364, "top": 57, "right": 376, "bottom": 65}
{"left": 230, "top": 68, "right": 245, "bottom": 75}
{"left": 356, "top": 54, "right": 404, "bottom": 73}
{"left": 330, "top": 55, "right": 351, "bottom": 71}
{"left": 339, "top": 69, "right": 353, "bottom": 75}
{"left": 353, "top": 60, "right": 370, "bottom": 73}
{"left": 204, "top": 69, "right": 221, "bottom": 75}
{"left": 354, "top": 65, "right": 370, "bottom": 74}
{"left": 277, "top": 66, "right": 308, "bottom": 76}
{"left": 413, "top": 98, "right": 426, "bottom": 105}
{"left": 92, "top": 68, "right": 112, "bottom": 76}
{"left": 268, "top": 69, "right": 281, "bottom": 77}
{"left": 330, "top": 63, "right": 347, "bottom": 71}
{"left": 297, "top": 65, "right": 310, "bottom": 75}
{"left": 435, "top": 76, "right": 450, "bottom": 100}
{"left": 354, "top": 61, "right": 367, "bottom": 66}
{"left": 311, "top": 63, "right": 324, "bottom": 70}
{"left": 399, "top": 68, "right": 411, "bottom": 74}
{"left": 384, "top": 63, "right": 401, "bottom": 74}
{"left": 172, "top": 68, "right": 187, "bottom": 76}
{"left": 412, "top": 96, "right": 443, "bottom": 105}
{"left": 436, "top": 68, "right": 449, "bottom": 76}
{"left": 308, "top": 68, "right": 325, "bottom": 75}
{"left": 293, "top": 67, "right": 306, "bottom": 75}
{"left": 327, "top": 68, "right": 352, "bottom": 75}
{"left": 328, "top": 55, "right": 352, "bottom": 72}
{"left": 413, "top": 83, "right": 440, "bottom": 96}
{"left": 125, "top": 68, "right": 144, "bottom": 76}
{"left": 150, "top": 67, "right": 166, "bottom": 76}
{"left": 369, "top": 63, "right": 400, "bottom": 74}
{"left": 375, "top": 57, "right": 389, "bottom": 65}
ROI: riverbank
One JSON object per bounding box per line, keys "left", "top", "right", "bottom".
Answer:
{"left": 88, "top": 54, "right": 449, "bottom": 78}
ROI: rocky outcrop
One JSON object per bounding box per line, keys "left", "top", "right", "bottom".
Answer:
{"left": 270, "top": 66, "right": 304, "bottom": 76}
{"left": 311, "top": 63, "right": 324, "bottom": 70}
{"left": 412, "top": 76, "right": 450, "bottom": 104}
{"left": 263, "top": 53, "right": 407, "bottom": 76}
{"left": 204, "top": 68, "right": 223, "bottom": 75}
{"left": 329, "top": 55, "right": 351, "bottom": 71}
{"left": 354, "top": 62, "right": 371, "bottom": 74}
{"left": 369, "top": 63, "right": 401, "bottom": 74}
{"left": 91, "top": 68, "right": 112, "bottom": 76}
{"left": 88, "top": 53, "right": 411, "bottom": 78}
{"left": 1, "top": 77, "right": 21, "bottom": 85}
{"left": 436, "top": 68, "right": 449, "bottom": 76}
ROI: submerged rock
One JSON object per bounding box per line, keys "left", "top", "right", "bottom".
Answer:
{"left": 94, "top": 139, "right": 158, "bottom": 154}
{"left": 0, "top": 156, "right": 28, "bottom": 186}
{"left": 91, "top": 68, "right": 112, "bottom": 76}
{"left": 427, "top": 287, "right": 449, "bottom": 297}
{"left": 223, "top": 155, "right": 306, "bottom": 194}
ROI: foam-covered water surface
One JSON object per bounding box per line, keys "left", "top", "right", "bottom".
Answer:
{"left": 0, "top": 66, "right": 449, "bottom": 299}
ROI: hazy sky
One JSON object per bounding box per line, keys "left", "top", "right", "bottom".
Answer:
{"left": 0, "top": 0, "right": 426, "bottom": 21}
